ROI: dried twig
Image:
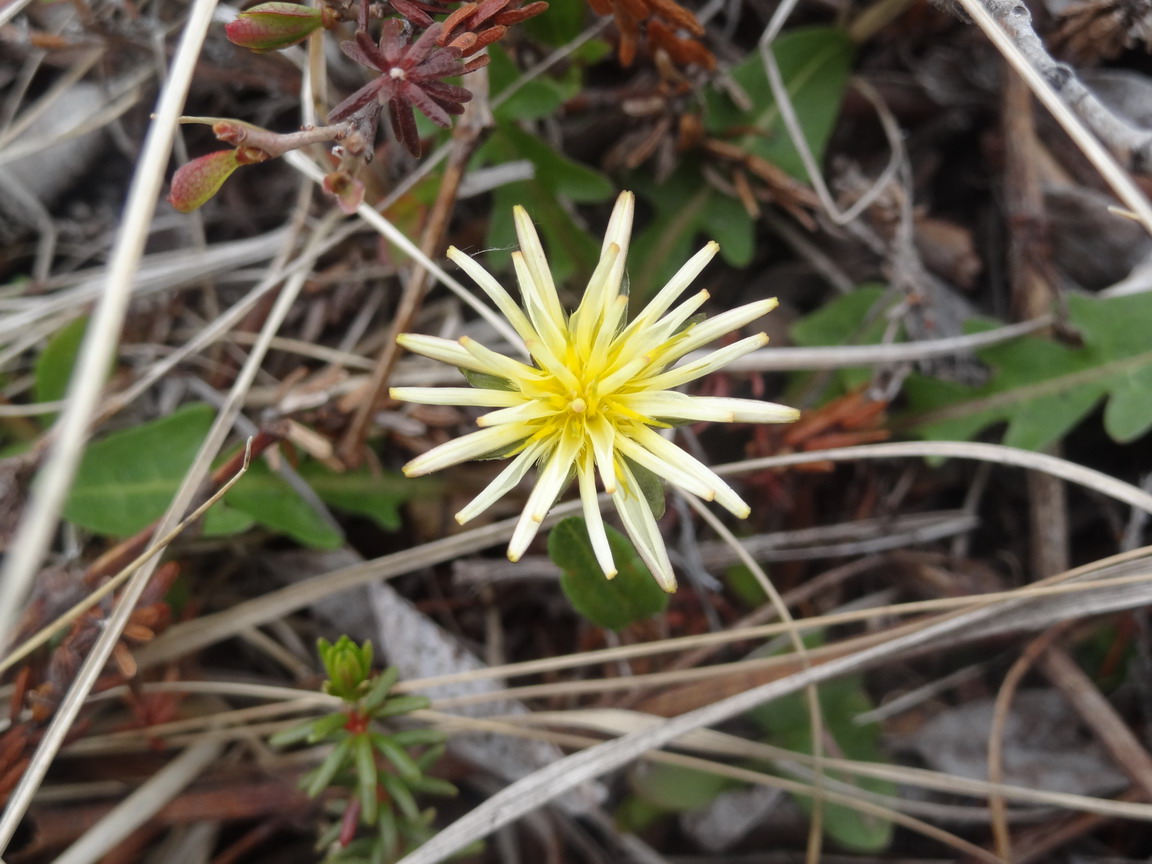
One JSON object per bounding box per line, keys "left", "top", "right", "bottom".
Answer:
{"left": 954, "top": 0, "right": 1152, "bottom": 234}
{"left": 339, "top": 80, "right": 492, "bottom": 464}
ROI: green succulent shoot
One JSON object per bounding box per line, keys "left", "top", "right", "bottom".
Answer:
{"left": 271, "top": 637, "right": 457, "bottom": 862}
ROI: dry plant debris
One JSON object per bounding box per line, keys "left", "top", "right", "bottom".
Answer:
{"left": 5, "top": 0, "right": 1152, "bottom": 862}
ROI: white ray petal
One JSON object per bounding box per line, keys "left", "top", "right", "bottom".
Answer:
{"left": 512, "top": 251, "right": 568, "bottom": 361}
{"left": 612, "top": 461, "right": 675, "bottom": 592}
{"left": 396, "top": 333, "right": 491, "bottom": 373}
{"left": 507, "top": 431, "right": 580, "bottom": 561}
{"left": 601, "top": 191, "right": 634, "bottom": 261}
{"left": 619, "top": 289, "right": 712, "bottom": 365}
{"left": 584, "top": 293, "right": 629, "bottom": 377}
{"left": 630, "top": 424, "right": 750, "bottom": 518}
{"left": 586, "top": 413, "right": 618, "bottom": 494}
{"left": 615, "top": 433, "right": 716, "bottom": 503}
{"left": 458, "top": 335, "right": 541, "bottom": 384}
{"left": 578, "top": 449, "right": 616, "bottom": 578}
{"left": 476, "top": 400, "right": 554, "bottom": 428}
{"left": 455, "top": 439, "right": 547, "bottom": 524}
{"left": 572, "top": 243, "right": 621, "bottom": 355}
{"left": 620, "top": 392, "right": 800, "bottom": 425}
{"left": 447, "top": 246, "right": 536, "bottom": 346}
{"left": 596, "top": 354, "right": 650, "bottom": 396}
{"left": 627, "top": 241, "right": 719, "bottom": 333}
{"left": 390, "top": 387, "right": 523, "bottom": 408}
{"left": 658, "top": 298, "right": 778, "bottom": 363}
{"left": 600, "top": 192, "right": 633, "bottom": 308}
{"left": 402, "top": 423, "right": 529, "bottom": 478}
{"left": 639, "top": 333, "right": 769, "bottom": 391}
{"left": 524, "top": 336, "right": 580, "bottom": 394}
{"left": 513, "top": 207, "right": 566, "bottom": 332}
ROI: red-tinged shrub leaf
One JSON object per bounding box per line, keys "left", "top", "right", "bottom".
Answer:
{"left": 225, "top": 2, "right": 327, "bottom": 51}
{"left": 168, "top": 149, "right": 243, "bottom": 213}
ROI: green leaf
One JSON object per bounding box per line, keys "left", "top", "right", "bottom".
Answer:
{"left": 523, "top": 0, "right": 588, "bottom": 46}
{"left": 64, "top": 403, "right": 251, "bottom": 537}
{"left": 488, "top": 45, "right": 581, "bottom": 122}
{"left": 299, "top": 461, "right": 419, "bottom": 532}
{"left": 476, "top": 124, "right": 614, "bottom": 285}
{"left": 461, "top": 368, "right": 517, "bottom": 392}
{"left": 224, "top": 458, "right": 343, "bottom": 548}
{"left": 748, "top": 671, "right": 895, "bottom": 852}
{"left": 704, "top": 27, "right": 854, "bottom": 181}
{"left": 356, "top": 733, "right": 380, "bottom": 825}
{"left": 629, "top": 162, "right": 755, "bottom": 303}
{"left": 726, "top": 563, "right": 769, "bottom": 607}
{"left": 789, "top": 285, "right": 892, "bottom": 347}
{"left": 372, "top": 733, "right": 422, "bottom": 782}
{"left": 788, "top": 284, "right": 896, "bottom": 393}
{"left": 627, "top": 761, "right": 733, "bottom": 811}
{"left": 614, "top": 794, "right": 666, "bottom": 833}
{"left": 624, "top": 455, "right": 665, "bottom": 520}
{"left": 905, "top": 292, "right": 1152, "bottom": 450}
{"left": 379, "top": 772, "right": 420, "bottom": 821}
{"left": 64, "top": 403, "right": 359, "bottom": 546}
{"left": 627, "top": 27, "right": 852, "bottom": 302}
{"left": 35, "top": 317, "right": 87, "bottom": 410}
{"left": 306, "top": 734, "right": 354, "bottom": 798}
{"left": 549, "top": 516, "right": 669, "bottom": 630}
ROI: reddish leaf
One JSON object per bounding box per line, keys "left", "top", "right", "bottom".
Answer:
{"left": 168, "top": 150, "right": 244, "bottom": 213}
{"left": 225, "top": 2, "right": 330, "bottom": 51}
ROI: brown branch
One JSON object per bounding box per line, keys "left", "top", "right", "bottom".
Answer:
{"left": 966, "top": 0, "right": 1152, "bottom": 173}
{"left": 1002, "top": 63, "right": 1070, "bottom": 581}
{"left": 337, "top": 75, "right": 493, "bottom": 465}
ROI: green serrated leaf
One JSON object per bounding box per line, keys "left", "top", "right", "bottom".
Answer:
{"left": 704, "top": 27, "right": 855, "bottom": 181}
{"left": 64, "top": 403, "right": 250, "bottom": 537}
{"left": 905, "top": 292, "right": 1152, "bottom": 449}
{"left": 550, "top": 516, "right": 669, "bottom": 630}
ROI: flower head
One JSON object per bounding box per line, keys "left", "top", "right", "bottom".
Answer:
{"left": 329, "top": 21, "right": 487, "bottom": 157}
{"left": 391, "top": 192, "right": 798, "bottom": 591}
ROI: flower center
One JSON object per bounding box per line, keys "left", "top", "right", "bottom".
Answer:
{"left": 390, "top": 67, "right": 406, "bottom": 80}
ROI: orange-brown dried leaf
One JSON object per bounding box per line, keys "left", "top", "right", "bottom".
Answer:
{"left": 647, "top": 0, "right": 703, "bottom": 33}
{"left": 439, "top": 0, "right": 547, "bottom": 54}
{"left": 587, "top": 0, "right": 709, "bottom": 67}
{"left": 781, "top": 390, "right": 890, "bottom": 450}
{"left": 648, "top": 18, "right": 714, "bottom": 69}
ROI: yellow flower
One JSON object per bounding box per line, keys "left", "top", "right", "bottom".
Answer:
{"left": 391, "top": 191, "right": 798, "bottom": 591}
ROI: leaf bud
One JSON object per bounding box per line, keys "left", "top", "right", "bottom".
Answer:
{"left": 225, "top": 2, "right": 335, "bottom": 52}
